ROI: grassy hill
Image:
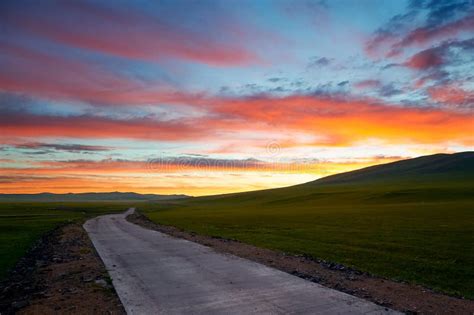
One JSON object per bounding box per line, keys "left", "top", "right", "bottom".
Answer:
{"left": 140, "top": 152, "right": 474, "bottom": 298}
{"left": 311, "top": 151, "right": 473, "bottom": 185}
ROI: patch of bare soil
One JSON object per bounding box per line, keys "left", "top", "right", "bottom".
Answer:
{"left": 128, "top": 211, "right": 474, "bottom": 315}
{"left": 0, "top": 223, "right": 125, "bottom": 315}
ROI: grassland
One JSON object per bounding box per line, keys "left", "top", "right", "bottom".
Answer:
{"left": 140, "top": 169, "right": 474, "bottom": 298}
{"left": 0, "top": 202, "right": 132, "bottom": 280}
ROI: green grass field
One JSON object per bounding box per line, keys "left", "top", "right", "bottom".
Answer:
{"left": 0, "top": 202, "right": 132, "bottom": 280}
{"left": 140, "top": 154, "right": 474, "bottom": 299}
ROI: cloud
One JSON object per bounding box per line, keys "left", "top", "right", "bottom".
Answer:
{"left": 0, "top": 175, "right": 55, "bottom": 184}
{"left": 366, "top": 3, "right": 474, "bottom": 101}
{"left": 13, "top": 143, "right": 113, "bottom": 152}
{"left": 1, "top": 91, "right": 472, "bottom": 147}
{"left": 378, "top": 84, "right": 403, "bottom": 97}
{"left": 401, "top": 37, "right": 474, "bottom": 76}
{"left": 2, "top": 1, "right": 261, "bottom": 66}
{"left": 0, "top": 43, "right": 206, "bottom": 106}
{"left": 0, "top": 157, "right": 313, "bottom": 175}
{"left": 365, "top": 1, "right": 474, "bottom": 57}
{"left": 414, "top": 71, "right": 450, "bottom": 88}
{"left": 354, "top": 80, "right": 382, "bottom": 89}
{"left": 388, "top": 14, "right": 474, "bottom": 57}
{"left": 404, "top": 49, "right": 445, "bottom": 69}
{"left": 353, "top": 79, "right": 402, "bottom": 99}
{"left": 307, "top": 56, "right": 332, "bottom": 68}
{"left": 208, "top": 94, "right": 474, "bottom": 146}
{"left": 0, "top": 111, "right": 204, "bottom": 141}
{"left": 428, "top": 84, "right": 474, "bottom": 110}
{"left": 424, "top": 0, "right": 473, "bottom": 26}
{"left": 148, "top": 157, "right": 291, "bottom": 172}
{"left": 268, "top": 77, "right": 287, "bottom": 83}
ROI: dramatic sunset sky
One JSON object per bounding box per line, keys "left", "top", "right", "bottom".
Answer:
{"left": 1, "top": 0, "right": 473, "bottom": 195}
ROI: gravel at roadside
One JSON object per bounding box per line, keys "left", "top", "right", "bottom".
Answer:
{"left": 0, "top": 223, "right": 125, "bottom": 315}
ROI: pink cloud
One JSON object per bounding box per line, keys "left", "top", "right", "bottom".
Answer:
{"left": 0, "top": 112, "right": 203, "bottom": 141}
{"left": 364, "top": 32, "right": 399, "bottom": 58}
{"left": 404, "top": 49, "right": 444, "bottom": 69}
{"left": 428, "top": 85, "right": 474, "bottom": 108}
{"left": 9, "top": 2, "right": 261, "bottom": 66}
{"left": 0, "top": 43, "right": 206, "bottom": 106}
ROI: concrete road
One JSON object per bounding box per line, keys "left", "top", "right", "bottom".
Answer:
{"left": 84, "top": 209, "right": 401, "bottom": 315}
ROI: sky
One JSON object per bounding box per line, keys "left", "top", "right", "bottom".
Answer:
{"left": 0, "top": 0, "right": 473, "bottom": 195}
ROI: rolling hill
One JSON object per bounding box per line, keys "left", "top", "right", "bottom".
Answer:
{"left": 310, "top": 151, "right": 474, "bottom": 185}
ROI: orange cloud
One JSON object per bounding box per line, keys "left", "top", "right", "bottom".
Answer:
{"left": 0, "top": 158, "right": 317, "bottom": 176}
{"left": 1, "top": 94, "right": 472, "bottom": 147}
{"left": 210, "top": 95, "right": 474, "bottom": 146}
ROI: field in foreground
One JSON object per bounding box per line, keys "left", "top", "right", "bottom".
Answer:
{"left": 141, "top": 153, "right": 474, "bottom": 299}
{"left": 0, "top": 202, "right": 132, "bottom": 280}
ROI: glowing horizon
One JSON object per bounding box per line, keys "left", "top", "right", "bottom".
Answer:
{"left": 1, "top": 1, "right": 473, "bottom": 196}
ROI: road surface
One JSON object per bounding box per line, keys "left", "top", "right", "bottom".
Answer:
{"left": 84, "top": 209, "right": 400, "bottom": 314}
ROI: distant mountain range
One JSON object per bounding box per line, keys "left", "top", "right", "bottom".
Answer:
{"left": 0, "top": 192, "right": 189, "bottom": 202}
